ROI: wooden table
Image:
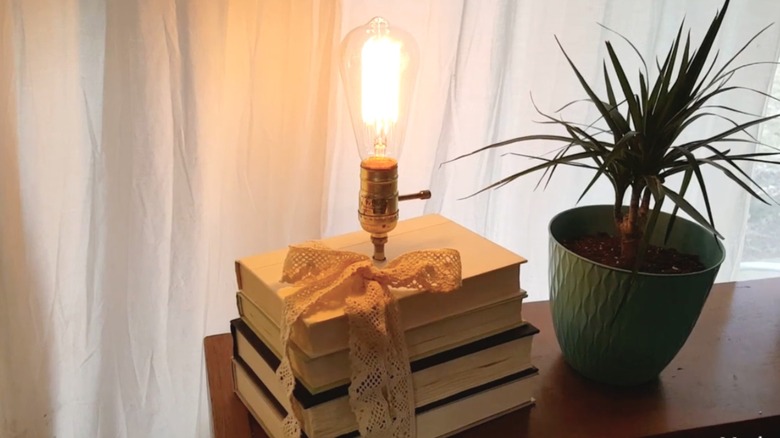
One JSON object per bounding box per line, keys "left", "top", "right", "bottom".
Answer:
{"left": 205, "top": 278, "right": 780, "bottom": 437}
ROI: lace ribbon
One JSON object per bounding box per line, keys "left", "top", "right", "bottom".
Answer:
{"left": 275, "top": 242, "right": 462, "bottom": 438}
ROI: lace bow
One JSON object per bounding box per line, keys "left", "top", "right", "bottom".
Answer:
{"left": 276, "top": 242, "right": 462, "bottom": 438}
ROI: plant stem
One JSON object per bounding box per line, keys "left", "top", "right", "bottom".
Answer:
{"left": 640, "top": 186, "right": 651, "bottom": 217}
{"left": 619, "top": 184, "right": 643, "bottom": 265}
{"left": 614, "top": 184, "right": 627, "bottom": 232}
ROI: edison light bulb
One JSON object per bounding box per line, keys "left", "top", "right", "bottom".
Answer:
{"left": 341, "top": 17, "right": 419, "bottom": 168}
{"left": 340, "top": 17, "right": 421, "bottom": 260}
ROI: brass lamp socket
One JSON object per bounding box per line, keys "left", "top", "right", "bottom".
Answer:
{"left": 359, "top": 159, "right": 398, "bottom": 261}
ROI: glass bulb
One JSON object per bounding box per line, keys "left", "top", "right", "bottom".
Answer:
{"left": 340, "top": 17, "right": 419, "bottom": 168}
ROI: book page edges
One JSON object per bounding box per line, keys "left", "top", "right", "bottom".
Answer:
{"left": 234, "top": 354, "right": 537, "bottom": 438}
{"left": 236, "top": 214, "right": 527, "bottom": 331}
{"left": 237, "top": 290, "right": 530, "bottom": 394}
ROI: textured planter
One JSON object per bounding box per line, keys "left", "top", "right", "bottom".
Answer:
{"left": 549, "top": 205, "right": 725, "bottom": 385}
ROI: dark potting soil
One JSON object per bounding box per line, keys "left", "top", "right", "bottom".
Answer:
{"left": 562, "top": 233, "right": 706, "bottom": 274}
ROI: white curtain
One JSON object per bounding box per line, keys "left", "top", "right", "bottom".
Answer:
{"left": 329, "top": 0, "right": 780, "bottom": 299}
{"left": 1, "top": 0, "right": 338, "bottom": 436}
{"left": 1, "top": 1, "right": 778, "bottom": 437}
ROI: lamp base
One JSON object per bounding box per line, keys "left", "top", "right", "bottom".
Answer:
{"left": 359, "top": 159, "right": 399, "bottom": 261}
{"left": 370, "top": 235, "right": 388, "bottom": 261}
{"left": 358, "top": 158, "right": 432, "bottom": 261}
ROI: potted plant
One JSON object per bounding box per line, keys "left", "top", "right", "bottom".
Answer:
{"left": 450, "top": 0, "right": 780, "bottom": 385}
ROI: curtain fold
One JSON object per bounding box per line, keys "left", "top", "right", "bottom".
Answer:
{"left": 421, "top": 0, "right": 780, "bottom": 298}
{"left": 2, "top": 0, "right": 339, "bottom": 436}
{"left": 0, "top": 2, "right": 50, "bottom": 436}
{"left": 1, "top": 1, "right": 778, "bottom": 437}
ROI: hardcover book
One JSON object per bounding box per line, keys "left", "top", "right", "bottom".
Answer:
{"left": 237, "top": 289, "right": 528, "bottom": 392}
{"left": 235, "top": 214, "right": 527, "bottom": 359}
{"left": 231, "top": 318, "right": 539, "bottom": 438}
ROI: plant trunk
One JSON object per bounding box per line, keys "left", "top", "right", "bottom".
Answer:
{"left": 616, "top": 185, "right": 649, "bottom": 267}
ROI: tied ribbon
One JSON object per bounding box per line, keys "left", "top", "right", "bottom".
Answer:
{"left": 275, "top": 242, "right": 462, "bottom": 438}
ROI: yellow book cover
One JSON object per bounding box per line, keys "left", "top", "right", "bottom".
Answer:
{"left": 235, "top": 214, "right": 527, "bottom": 359}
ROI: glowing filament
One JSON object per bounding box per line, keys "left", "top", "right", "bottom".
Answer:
{"left": 361, "top": 36, "right": 401, "bottom": 156}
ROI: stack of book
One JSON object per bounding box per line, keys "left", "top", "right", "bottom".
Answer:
{"left": 231, "top": 214, "right": 539, "bottom": 438}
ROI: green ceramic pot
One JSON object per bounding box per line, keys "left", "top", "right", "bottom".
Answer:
{"left": 549, "top": 205, "right": 725, "bottom": 385}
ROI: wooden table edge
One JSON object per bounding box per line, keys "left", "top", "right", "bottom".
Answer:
{"left": 204, "top": 279, "right": 780, "bottom": 438}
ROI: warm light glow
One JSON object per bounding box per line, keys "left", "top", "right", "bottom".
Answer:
{"left": 361, "top": 156, "right": 397, "bottom": 170}
{"left": 361, "top": 36, "right": 401, "bottom": 155}
{"left": 340, "top": 17, "right": 421, "bottom": 260}
{"left": 340, "top": 17, "right": 418, "bottom": 161}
